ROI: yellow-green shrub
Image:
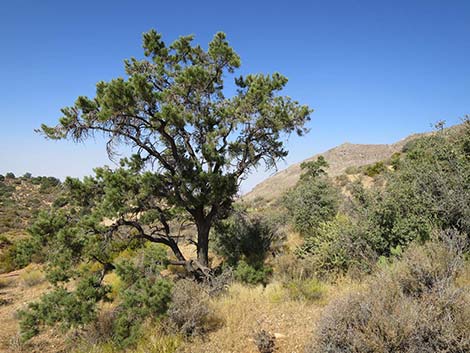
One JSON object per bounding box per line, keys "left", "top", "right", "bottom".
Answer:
{"left": 19, "top": 267, "right": 45, "bottom": 287}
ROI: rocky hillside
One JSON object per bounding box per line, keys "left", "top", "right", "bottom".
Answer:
{"left": 242, "top": 132, "right": 424, "bottom": 204}
{"left": 0, "top": 174, "right": 62, "bottom": 241}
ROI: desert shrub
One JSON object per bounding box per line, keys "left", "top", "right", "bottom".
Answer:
{"left": 202, "top": 267, "right": 234, "bottom": 297}
{"left": 0, "top": 234, "right": 11, "bottom": 247}
{"left": 0, "top": 250, "right": 15, "bottom": 273}
{"left": 284, "top": 157, "right": 339, "bottom": 237}
{"left": 19, "top": 274, "right": 111, "bottom": 341}
{"left": 75, "top": 322, "right": 182, "bottom": 353}
{"left": 214, "top": 210, "right": 283, "bottom": 266}
{"left": 344, "top": 165, "right": 360, "bottom": 175}
{"left": 306, "top": 233, "right": 470, "bottom": 353}
{"left": 389, "top": 152, "right": 401, "bottom": 170}
{"left": 10, "top": 237, "right": 43, "bottom": 268}
{"left": 5, "top": 172, "right": 15, "bottom": 179}
{"left": 345, "top": 180, "right": 431, "bottom": 258}
{"left": 334, "top": 174, "right": 349, "bottom": 187}
{"left": 272, "top": 253, "right": 315, "bottom": 283}
{"left": 284, "top": 278, "right": 325, "bottom": 302}
{"left": 299, "top": 156, "right": 329, "bottom": 180}
{"left": 285, "top": 123, "right": 470, "bottom": 278}
{"left": 112, "top": 278, "right": 172, "bottom": 346}
{"left": 79, "top": 308, "right": 118, "bottom": 346}
{"left": 283, "top": 176, "right": 339, "bottom": 236}
{"left": 0, "top": 210, "right": 72, "bottom": 274}
{"left": 19, "top": 266, "right": 45, "bottom": 287}
{"left": 111, "top": 245, "right": 172, "bottom": 346}
{"left": 213, "top": 210, "right": 281, "bottom": 285}
{"left": 0, "top": 236, "right": 43, "bottom": 273}
{"left": 20, "top": 242, "right": 172, "bottom": 347}
{"left": 271, "top": 253, "right": 326, "bottom": 301}
{"left": 167, "top": 279, "right": 221, "bottom": 337}
{"left": 253, "top": 329, "right": 276, "bottom": 353}
{"left": 390, "top": 229, "right": 467, "bottom": 296}
{"left": 52, "top": 196, "right": 68, "bottom": 208}
{"left": 296, "top": 215, "right": 377, "bottom": 277}
{"left": 337, "top": 124, "right": 470, "bottom": 266}
{"left": 233, "top": 259, "right": 272, "bottom": 286}
{"left": 363, "top": 161, "right": 386, "bottom": 177}
{"left": 38, "top": 176, "right": 61, "bottom": 193}
{"left": 0, "top": 179, "right": 15, "bottom": 200}
{"left": 71, "top": 245, "right": 172, "bottom": 349}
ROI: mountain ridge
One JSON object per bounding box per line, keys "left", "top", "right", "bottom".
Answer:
{"left": 242, "top": 131, "right": 425, "bottom": 204}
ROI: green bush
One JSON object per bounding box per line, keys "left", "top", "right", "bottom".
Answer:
{"left": 299, "top": 156, "right": 329, "bottom": 180}
{"left": 296, "top": 215, "right": 377, "bottom": 277}
{"left": 101, "top": 244, "right": 172, "bottom": 347}
{"left": 289, "top": 123, "right": 470, "bottom": 277}
{"left": 333, "top": 123, "right": 470, "bottom": 271}
{"left": 363, "top": 161, "right": 386, "bottom": 177}
{"left": 0, "top": 180, "right": 15, "bottom": 198}
{"left": 213, "top": 210, "right": 280, "bottom": 286}
{"left": 283, "top": 156, "right": 339, "bottom": 236}
{"left": 389, "top": 152, "right": 401, "bottom": 170}
{"left": 19, "top": 242, "right": 172, "bottom": 347}
{"left": 284, "top": 278, "right": 326, "bottom": 302}
{"left": 112, "top": 278, "right": 172, "bottom": 346}
{"left": 19, "top": 275, "right": 111, "bottom": 341}
{"left": 233, "top": 260, "right": 272, "bottom": 285}
{"left": 38, "top": 176, "right": 61, "bottom": 193}
{"left": 0, "top": 236, "right": 43, "bottom": 273}
{"left": 283, "top": 177, "right": 339, "bottom": 236}
{"left": 213, "top": 210, "right": 283, "bottom": 266}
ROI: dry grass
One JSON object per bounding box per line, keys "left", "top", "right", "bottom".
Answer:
{"left": 177, "top": 282, "right": 324, "bottom": 353}
{"left": 19, "top": 265, "right": 45, "bottom": 287}
{"left": 0, "top": 267, "right": 66, "bottom": 353}
{"left": 0, "top": 264, "right": 364, "bottom": 353}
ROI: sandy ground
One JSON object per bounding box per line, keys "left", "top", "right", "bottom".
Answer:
{"left": 0, "top": 268, "right": 65, "bottom": 353}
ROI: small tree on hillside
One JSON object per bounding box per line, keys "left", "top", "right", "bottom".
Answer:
{"left": 284, "top": 157, "right": 339, "bottom": 236}
{"left": 38, "top": 29, "right": 311, "bottom": 275}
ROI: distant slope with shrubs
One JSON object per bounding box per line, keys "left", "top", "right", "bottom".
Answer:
{"left": 243, "top": 128, "right": 441, "bottom": 205}
{"left": 0, "top": 173, "right": 62, "bottom": 273}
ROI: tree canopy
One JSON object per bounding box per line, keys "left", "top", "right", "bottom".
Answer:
{"left": 39, "top": 29, "right": 312, "bottom": 272}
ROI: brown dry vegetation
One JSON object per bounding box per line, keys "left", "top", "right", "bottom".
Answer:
{"left": 71, "top": 276, "right": 364, "bottom": 353}
{"left": 0, "top": 266, "right": 65, "bottom": 353}
{"left": 179, "top": 282, "right": 323, "bottom": 353}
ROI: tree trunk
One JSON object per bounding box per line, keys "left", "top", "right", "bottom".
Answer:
{"left": 196, "top": 219, "right": 211, "bottom": 268}
{"left": 168, "top": 238, "right": 187, "bottom": 263}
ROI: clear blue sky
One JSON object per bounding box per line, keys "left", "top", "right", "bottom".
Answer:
{"left": 1, "top": 0, "right": 469, "bottom": 193}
